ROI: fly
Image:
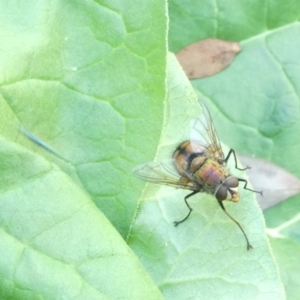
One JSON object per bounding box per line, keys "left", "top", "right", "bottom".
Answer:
{"left": 133, "top": 101, "right": 262, "bottom": 250}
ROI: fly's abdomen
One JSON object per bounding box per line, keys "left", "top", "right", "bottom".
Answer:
{"left": 173, "top": 141, "right": 207, "bottom": 177}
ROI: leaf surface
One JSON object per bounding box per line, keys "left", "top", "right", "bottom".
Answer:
{"left": 129, "top": 54, "right": 284, "bottom": 300}
{"left": 168, "top": 1, "right": 300, "bottom": 298}
{"left": 0, "top": 1, "right": 166, "bottom": 299}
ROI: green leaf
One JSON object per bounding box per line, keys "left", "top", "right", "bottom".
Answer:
{"left": 1, "top": 0, "right": 295, "bottom": 299}
{"left": 264, "top": 198, "right": 300, "bottom": 300}
{"left": 0, "top": 139, "right": 164, "bottom": 299}
{"left": 0, "top": 0, "right": 166, "bottom": 299}
{"left": 194, "top": 19, "right": 300, "bottom": 300}
{"left": 168, "top": 0, "right": 300, "bottom": 52}
{"left": 0, "top": 0, "right": 167, "bottom": 239}
{"left": 129, "top": 53, "right": 284, "bottom": 300}
{"left": 168, "top": 0, "right": 300, "bottom": 299}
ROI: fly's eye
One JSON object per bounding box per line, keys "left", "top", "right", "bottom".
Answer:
{"left": 225, "top": 177, "right": 239, "bottom": 188}
{"left": 215, "top": 185, "right": 227, "bottom": 201}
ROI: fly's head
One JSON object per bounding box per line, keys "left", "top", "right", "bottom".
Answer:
{"left": 215, "top": 176, "right": 240, "bottom": 203}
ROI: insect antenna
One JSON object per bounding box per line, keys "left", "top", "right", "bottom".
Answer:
{"left": 218, "top": 200, "right": 253, "bottom": 250}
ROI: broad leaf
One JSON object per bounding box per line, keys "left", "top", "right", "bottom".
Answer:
{"left": 0, "top": 1, "right": 166, "bottom": 299}
{"left": 0, "top": 0, "right": 295, "bottom": 299}
{"left": 169, "top": 0, "right": 300, "bottom": 298}
{"left": 129, "top": 53, "right": 284, "bottom": 300}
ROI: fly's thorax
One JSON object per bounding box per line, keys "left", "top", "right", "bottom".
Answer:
{"left": 192, "top": 159, "right": 229, "bottom": 191}
{"left": 173, "top": 140, "right": 207, "bottom": 176}
{"left": 215, "top": 176, "right": 240, "bottom": 202}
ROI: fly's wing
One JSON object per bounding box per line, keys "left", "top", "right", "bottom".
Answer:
{"left": 133, "top": 159, "right": 197, "bottom": 191}
{"left": 190, "top": 101, "right": 225, "bottom": 161}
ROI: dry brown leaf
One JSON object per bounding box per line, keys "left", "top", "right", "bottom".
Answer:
{"left": 238, "top": 155, "right": 300, "bottom": 210}
{"left": 176, "top": 39, "right": 241, "bottom": 79}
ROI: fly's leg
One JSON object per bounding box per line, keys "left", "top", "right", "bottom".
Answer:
{"left": 238, "top": 178, "right": 263, "bottom": 196}
{"left": 174, "top": 191, "right": 199, "bottom": 226}
{"left": 224, "top": 149, "right": 250, "bottom": 171}
{"left": 218, "top": 200, "right": 253, "bottom": 250}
